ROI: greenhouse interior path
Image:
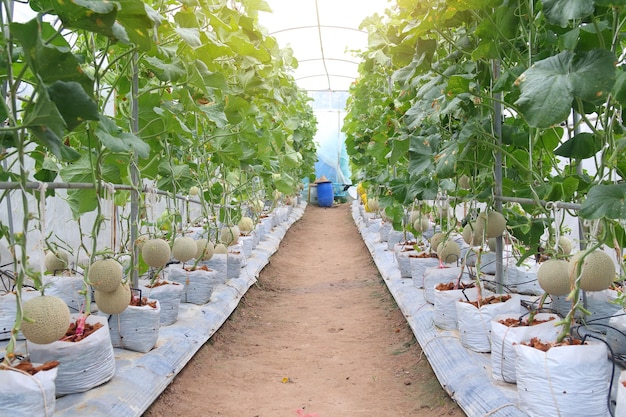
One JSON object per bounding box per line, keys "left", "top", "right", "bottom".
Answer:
{"left": 144, "top": 203, "right": 463, "bottom": 417}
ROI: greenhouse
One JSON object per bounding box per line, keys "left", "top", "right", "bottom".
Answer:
{"left": 1, "top": 0, "right": 626, "bottom": 416}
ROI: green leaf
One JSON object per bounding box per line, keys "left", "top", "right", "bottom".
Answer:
{"left": 554, "top": 132, "right": 603, "bottom": 159}
{"left": 47, "top": 81, "right": 99, "bottom": 131}
{"left": 541, "top": 0, "right": 594, "bottom": 27}
{"left": 143, "top": 56, "right": 186, "bottom": 82}
{"left": 515, "top": 49, "right": 616, "bottom": 128}
{"left": 612, "top": 69, "right": 626, "bottom": 105}
{"left": 445, "top": 75, "right": 470, "bottom": 96}
{"left": 175, "top": 27, "right": 202, "bottom": 48}
{"left": 579, "top": 183, "right": 626, "bottom": 219}
{"left": 97, "top": 117, "right": 150, "bottom": 158}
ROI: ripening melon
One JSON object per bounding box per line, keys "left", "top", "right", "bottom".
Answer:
{"left": 88, "top": 258, "right": 123, "bottom": 293}
{"left": 95, "top": 282, "right": 131, "bottom": 315}
{"left": 569, "top": 250, "right": 616, "bottom": 292}
{"left": 238, "top": 217, "right": 255, "bottom": 235}
{"left": 413, "top": 217, "right": 431, "bottom": 234}
{"left": 189, "top": 186, "right": 200, "bottom": 196}
{"left": 537, "top": 259, "right": 571, "bottom": 296}
{"left": 437, "top": 240, "right": 461, "bottom": 264}
{"left": 21, "top": 295, "right": 70, "bottom": 345}
{"left": 476, "top": 211, "right": 506, "bottom": 239}
{"left": 459, "top": 174, "right": 471, "bottom": 190}
{"left": 368, "top": 198, "right": 380, "bottom": 212}
{"left": 142, "top": 238, "right": 171, "bottom": 269}
{"left": 430, "top": 232, "right": 445, "bottom": 254}
{"left": 463, "top": 223, "right": 483, "bottom": 246}
{"left": 172, "top": 237, "right": 198, "bottom": 263}
{"left": 408, "top": 211, "right": 422, "bottom": 225}
{"left": 44, "top": 250, "right": 69, "bottom": 273}
{"left": 214, "top": 243, "right": 228, "bottom": 254}
{"left": 488, "top": 238, "right": 497, "bottom": 252}
{"left": 195, "top": 239, "right": 214, "bottom": 261}
{"left": 219, "top": 226, "right": 240, "bottom": 246}
{"left": 557, "top": 236, "right": 573, "bottom": 255}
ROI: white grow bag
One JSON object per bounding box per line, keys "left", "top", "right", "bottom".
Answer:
{"left": 0, "top": 364, "right": 58, "bottom": 416}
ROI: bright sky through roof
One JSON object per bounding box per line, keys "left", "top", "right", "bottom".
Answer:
{"left": 258, "top": 0, "right": 391, "bottom": 92}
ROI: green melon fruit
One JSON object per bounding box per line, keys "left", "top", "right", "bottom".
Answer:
{"left": 238, "top": 217, "right": 255, "bottom": 235}
{"left": 367, "top": 198, "right": 380, "bottom": 212}
{"left": 189, "top": 186, "right": 199, "bottom": 196}
{"left": 142, "top": 238, "right": 171, "bottom": 269}
{"left": 214, "top": 243, "right": 228, "bottom": 254}
{"left": 219, "top": 226, "right": 240, "bottom": 246}
{"left": 413, "top": 217, "right": 431, "bottom": 234}
{"left": 430, "top": 232, "right": 445, "bottom": 254}
{"left": 488, "top": 238, "right": 497, "bottom": 252}
{"left": 195, "top": 239, "right": 215, "bottom": 261}
{"left": 437, "top": 240, "right": 461, "bottom": 264}
{"left": 88, "top": 258, "right": 123, "bottom": 293}
{"left": 44, "top": 250, "right": 69, "bottom": 273}
{"left": 537, "top": 259, "right": 571, "bottom": 296}
{"left": 476, "top": 211, "right": 506, "bottom": 239}
{"left": 95, "top": 282, "right": 131, "bottom": 315}
{"left": 569, "top": 250, "right": 616, "bottom": 292}
{"left": 172, "top": 237, "right": 198, "bottom": 263}
{"left": 21, "top": 295, "right": 70, "bottom": 344}
{"left": 557, "top": 236, "right": 573, "bottom": 255}
{"left": 463, "top": 223, "right": 483, "bottom": 246}
{"left": 408, "top": 211, "right": 421, "bottom": 225}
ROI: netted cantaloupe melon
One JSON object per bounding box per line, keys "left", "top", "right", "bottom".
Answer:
{"left": 95, "top": 282, "right": 131, "bottom": 315}
{"left": 463, "top": 223, "right": 483, "bottom": 246}
{"left": 476, "top": 211, "right": 506, "bottom": 239}
{"left": 537, "top": 259, "right": 570, "bottom": 296}
{"left": 430, "top": 232, "right": 445, "bottom": 254}
{"left": 437, "top": 240, "right": 461, "bottom": 264}
{"left": 557, "top": 236, "right": 573, "bottom": 255}
{"left": 21, "top": 295, "right": 70, "bottom": 344}
{"left": 44, "top": 250, "right": 69, "bottom": 273}
{"left": 195, "top": 239, "right": 215, "bottom": 261}
{"left": 488, "top": 238, "right": 497, "bottom": 252}
{"left": 172, "top": 236, "right": 198, "bottom": 263}
{"left": 569, "top": 250, "right": 616, "bottom": 292}
{"left": 459, "top": 174, "right": 471, "bottom": 190}
{"left": 142, "top": 238, "right": 171, "bottom": 269}
{"left": 367, "top": 198, "right": 380, "bottom": 212}
{"left": 219, "top": 226, "right": 240, "bottom": 246}
{"left": 238, "top": 217, "right": 255, "bottom": 235}
{"left": 214, "top": 243, "right": 228, "bottom": 254}
{"left": 413, "top": 217, "right": 431, "bottom": 234}
{"left": 88, "top": 258, "right": 123, "bottom": 293}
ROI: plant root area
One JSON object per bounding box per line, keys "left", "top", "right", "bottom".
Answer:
{"left": 144, "top": 204, "right": 463, "bottom": 417}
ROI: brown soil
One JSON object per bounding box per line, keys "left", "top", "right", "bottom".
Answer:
{"left": 144, "top": 203, "right": 463, "bottom": 417}
{"left": 10, "top": 359, "right": 59, "bottom": 375}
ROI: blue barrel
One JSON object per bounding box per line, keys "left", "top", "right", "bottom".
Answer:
{"left": 317, "top": 181, "right": 334, "bottom": 207}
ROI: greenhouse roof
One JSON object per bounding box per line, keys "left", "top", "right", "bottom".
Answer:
{"left": 258, "top": 0, "right": 391, "bottom": 92}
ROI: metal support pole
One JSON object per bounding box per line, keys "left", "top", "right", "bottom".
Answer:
{"left": 493, "top": 60, "right": 504, "bottom": 294}
{"left": 130, "top": 52, "right": 140, "bottom": 288}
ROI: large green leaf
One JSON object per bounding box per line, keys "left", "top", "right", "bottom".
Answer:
{"left": 515, "top": 49, "right": 616, "bottom": 128}
{"left": 143, "top": 56, "right": 186, "bottom": 82}
{"left": 579, "top": 183, "right": 626, "bottom": 219}
{"left": 97, "top": 117, "right": 150, "bottom": 158}
{"left": 541, "top": 0, "right": 595, "bottom": 27}
{"left": 47, "top": 81, "right": 99, "bottom": 131}
{"left": 554, "top": 132, "right": 603, "bottom": 159}
{"left": 30, "top": 0, "right": 117, "bottom": 36}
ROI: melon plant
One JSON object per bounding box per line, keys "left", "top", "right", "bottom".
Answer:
{"left": 44, "top": 250, "right": 69, "bottom": 273}
{"left": 88, "top": 258, "right": 123, "bottom": 293}
{"left": 569, "top": 250, "right": 616, "bottom": 292}
{"left": 537, "top": 259, "right": 570, "bottom": 296}
{"left": 142, "top": 238, "right": 171, "bottom": 269}
{"left": 238, "top": 216, "right": 255, "bottom": 235}
{"left": 195, "top": 239, "right": 215, "bottom": 261}
{"left": 95, "top": 282, "right": 131, "bottom": 315}
{"left": 219, "top": 226, "right": 240, "bottom": 246}
{"left": 21, "top": 295, "right": 70, "bottom": 344}
{"left": 367, "top": 197, "right": 380, "bottom": 213}
{"left": 214, "top": 243, "right": 228, "bottom": 254}
{"left": 557, "top": 236, "right": 573, "bottom": 255}
{"left": 437, "top": 240, "right": 461, "bottom": 264}
{"left": 172, "top": 236, "right": 198, "bottom": 263}
{"left": 430, "top": 232, "right": 445, "bottom": 254}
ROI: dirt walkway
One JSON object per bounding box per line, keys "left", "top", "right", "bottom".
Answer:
{"left": 144, "top": 203, "right": 463, "bottom": 417}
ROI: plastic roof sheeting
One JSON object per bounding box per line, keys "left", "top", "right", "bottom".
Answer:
{"left": 259, "top": 0, "right": 391, "bottom": 92}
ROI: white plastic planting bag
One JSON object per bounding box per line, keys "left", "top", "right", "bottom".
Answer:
{"left": 42, "top": 274, "right": 92, "bottom": 314}
{"left": 28, "top": 314, "right": 115, "bottom": 396}
{"left": 104, "top": 300, "right": 160, "bottom": 353}
{"left": 387, "top": 230, "right": 413, "bottom": 251}
{"left": 139, "top": 280, "right": 184, "bottom": 326}
{"left": 584, "top": 289, "right": 620, "bottom": 333}
{"left": 201, "top": 254, "right": 227, "bottom": 283}
{"left": 423, "top": 266, "right": 470, "bottom": 304}
{"left": 410, "top": 256, "right": 440, "bottom": 288}
{"left": 606, "top": 310, "right": 626, "bottom": 356}
{"left": 515, "top": 342, "right": 610, "bottom": 417}
{"left": 0, "top": 364, "right": 57, "bottom": 416}
{"left": 456, "top": 293, "right": 521, "bottom": 352}
{"left": 394, "top": 244, "right": 417, "bottom": 278}
{"left": 615, "top": 370, "right": 626, "bottom": 417}
{"left": 379, "top": 221, "right": 392, "bottom": 242}
{"left": 239, "top": 235, "right": 254, "bottom": 258}
{"left": 227, "top": 250, "right": 243, "bottom": 279}
{"left": 368, "top": 218, "right": 382, "bottom": 234}
{"left": 434, "top": 287, "right": 479, "bottom": 330}
{"left": 490, "top": 313, "right": 561, "bottom": 383}
{"left": 168, "top": 264, "right": 220, "bottom": 304}
{"left": 0, "top": 289, "right": 40, "bottom": 341}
